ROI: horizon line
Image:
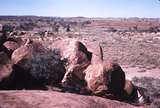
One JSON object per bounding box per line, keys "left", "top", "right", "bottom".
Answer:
{"left": 0, "top": 15, "right": 160, "bottom": 19}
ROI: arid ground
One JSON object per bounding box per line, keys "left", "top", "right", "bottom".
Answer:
{"left": 0, "top": 16, "right": 160, "bottom": 108}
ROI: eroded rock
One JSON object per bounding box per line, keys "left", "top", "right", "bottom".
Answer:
{"left": 0, "top": 38, "right": 150, "bottom": 105}
{"left": 0, "top": 91, "right": 148, "bottom": 108}
{"left": 11, "top": 44, "right": 33, "bottom": 65}
{"left": 3, "top": 41, "right": 19, "bottom": 56}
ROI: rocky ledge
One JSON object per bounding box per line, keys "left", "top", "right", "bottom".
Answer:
{"left": 0, "top": 90, "right": 149, "bottom": 108}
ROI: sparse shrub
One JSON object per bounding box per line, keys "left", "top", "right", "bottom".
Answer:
{"left": 2, "top": 24, "right": 14, "bottom": 33}
{"left": 52, "top": 22, "right": 59, "bottom": 32}
{"left": 107, "top": 27, "right": 117, "bottom": 32}
{"left": 133, "top": 77, "right": 160, "bottom": 106}
{"left": 129, "top": 26, "right": 138, "bottom": 32}
{"left": 66, "top": 24, "right": 71, "bottom": 32}
{"left": 27, "top": 49, "right": 66, "bottom": 86}
{"left": 82, "top": 20, "right": 91, "bottom": 25}
{"left": 148, "top": 26, "right": 160, "bottom": 33}
{"left": 151, "top": 99, "right": 160, "bottom": 108}
{"left": 17, "top": 22, "right": 37, "bottom": 31}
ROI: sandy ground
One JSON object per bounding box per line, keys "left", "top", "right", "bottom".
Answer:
{"left": 122, "top": 66, "right": 160, "bottom": 80}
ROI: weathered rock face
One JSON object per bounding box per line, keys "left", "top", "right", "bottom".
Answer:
{"left": 83, "top": 41, "right": 103, "bottom": 62}
{"left": 0, "top": 44, "right": 36, "bottom": 89}
{"left": 83, "top": 41, "right": 107, "bottom": 94}
{"left": 9, "top": 41, "right": 66, "bottom": 89}
{"left": 3, "top": 41, "right": 20, "bottom": 56}
{"left": 0, "top": 38, "right": 148, "bottom": 106}
{"left": 84, "top": 62, "right": 126, "bottom": 100}
{"left": 84, "top": 62, "right": 107, "bottom": 94}
{"left": 48, "top": 39, "right": 137, "bottom": 101}
{"left": 0, "top": 31, "right": 24, "bottom": 56}
{"left": 49, "top": 39, "right": 92, "bottom": 91}
{"left": 49, "top": 39, "right": 91, "bottom": 66}
{"left": 11, "top": 44, "right": 33, "bottom": 65}
{"left": 0, "top": 91, "right": 148, "bottom": 108}
{"left": 4, "top": 41, "right": 19, "bottom": 51}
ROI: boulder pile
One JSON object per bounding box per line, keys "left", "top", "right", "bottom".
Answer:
{"left": 0, "top": 26, "right": 149, "bottom": 105}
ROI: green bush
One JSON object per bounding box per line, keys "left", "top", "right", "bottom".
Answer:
{"left": 29, "top": 49, "right": 66, "bottom": 86}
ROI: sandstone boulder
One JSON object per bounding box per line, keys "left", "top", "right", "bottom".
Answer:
{"left": 49, "top": 39, "right": 92, "bottom": 90}
{"left": 0, "top": 91, "right": 148, "bottom": 108}
{"left": 10, "top": 41, "right": 65, "bottom": 89}
{"left": 3, "top": 41, "right": 19, "bottom": 51}
{"left": 11, "top": 44, "right": 33, "bottom": 65}
{"left": 84, "top": 62, "right": 126, "bottom": 99}
{"left": 0, "top": 38, "right": 149, "bottom": 105}
{"left": 48, "top": 39, "right": 136, "bottom": 101}
{"left": 3, "top": 41, "right": 19, "bottom": 56}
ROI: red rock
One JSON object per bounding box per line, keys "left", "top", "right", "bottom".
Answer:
{"left": 11, "top": 44, "right": 33, "bottom": 65}
{"left": 49, "top": 39, "right": 131, "bottom": 100}
{"left": 0, "top": 91, "right": 148, "bottom": 108}
{"left": 50, "top": 39, "right": 92, "bottom": 90}
{"left": 3, "top": 41, "right": 19, "bottom": 54}
{"left": 0, "top": 38, "right": 146, "bottom": 105}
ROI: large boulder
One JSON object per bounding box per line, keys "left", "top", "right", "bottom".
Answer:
{"left": 10, "top": 41, "right": 65, "bottom": 89}
{"left": 3, "top": 41, "right": 19, "bottom": 51}
{"left": 3, "top": 41, "right": 20, "bottom": 56}
{"left": 49, "top": 39, "right": 92, "bottom": 91}
{"left": 11, "top": 44, "right": 33, "bottom": 65}
{"left": 0, "top": 38, "right": 148, "bottom": 105}
{"left": 49, "top": 39, "right": 143, "bottom": 103}
{"left": 84, "top": 62, "right": 126, "bottom": 99}
{"left": 0, "top": 91, "right": 149, "bottom": 108}
{"left": 0, "top": 44, "right": 35, "bottom": 90}
{"left": 49, "top": 39, "right": 91, "bottom": 66}
{"left": 83, "top": 41, "right": 103, "bottom": 62}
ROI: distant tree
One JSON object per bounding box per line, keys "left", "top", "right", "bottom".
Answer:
{"left": 2, "top": 24, "right": 14, "bottom": 33}
{"left": 107, "top": 27, "right": 117, "bottom": 32}
{"left": 17, "top": 22, "right": 37, "bottom": 31}
{"left": 148, "top": 26, "right": 160, "bottom": 33}
{"left": 66, "top": 24, "right": 71, "bottom": 32}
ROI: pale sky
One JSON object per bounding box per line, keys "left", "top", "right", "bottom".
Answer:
{"left": 0, "top": 0, "right": 160, "bottom": 18}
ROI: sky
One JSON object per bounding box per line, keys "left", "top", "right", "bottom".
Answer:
{"left": 0, "top": 0, "right": 160, "bottom": 18}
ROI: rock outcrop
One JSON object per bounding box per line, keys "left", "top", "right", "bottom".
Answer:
{"left": 48, "top": 39, "right": 141, "bottom": 103}
{"left": 0, "top": 38, "right": 149, "bottom": 106}
{"left": 0, "top": 91, "right": 149, "bottom": 108}
{"left": 3, "top": 41, "right": 20, "bottom": 56}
